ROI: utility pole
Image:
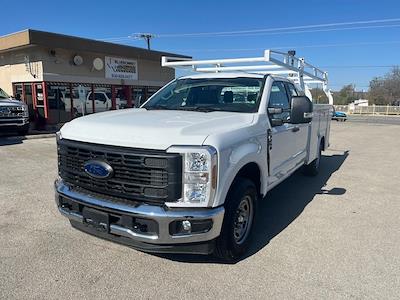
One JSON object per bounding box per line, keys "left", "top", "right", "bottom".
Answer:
{"left": 137, "top": 33, "right": 155, "bottom": 50}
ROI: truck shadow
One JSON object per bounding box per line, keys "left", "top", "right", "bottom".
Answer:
{"left": 0, "top": 136, "right": 25, "bottom": 146}
{"left": 158, "top": 150, "right": 349, "bottom": 264}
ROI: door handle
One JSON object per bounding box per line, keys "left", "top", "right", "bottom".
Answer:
{"left": 292, "top": 126, "right": 300, "bottom": 132}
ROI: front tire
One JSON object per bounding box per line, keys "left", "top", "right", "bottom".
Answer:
{"left": 17, "top": 124, "right": 29, "bottom": 136}
{"left": 214, "top": 178, "right": 257, "bottom": 261}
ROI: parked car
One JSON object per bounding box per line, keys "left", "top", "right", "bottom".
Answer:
{"left": 0, "top": 88, "right": 29, "bottom": 135}
{"left": 332, "top": 108, "right": 347, "bottom": 121}
{"left": 62, "top": 91, "right": 128, "bottom": 117}
{"left": 54, "top": 51, "right": 332, "bottom": 260}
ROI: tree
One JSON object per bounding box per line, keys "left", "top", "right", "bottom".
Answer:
{"left": 333, "top": 84, "right": 359, "bottom": 105}
{"left": 310, "top": 87, "right": 329, "bottom": 104}
{"left": 368, "top": 67, "right": 400, "bottom": 105}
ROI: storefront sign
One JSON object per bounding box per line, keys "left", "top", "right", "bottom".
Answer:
{"left": 105, "top": 56, "right": 138, "bottom": 80}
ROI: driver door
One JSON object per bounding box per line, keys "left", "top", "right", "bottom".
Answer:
{"left": 267, "top": 81, "right": 301, "bottom": 186}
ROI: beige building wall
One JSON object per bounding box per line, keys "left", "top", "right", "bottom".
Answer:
{"left": 0, "top": 44, "right": 175, "bottom": 95}
{"left": 0, "top": 47, "right": 44, "bottom": 94}
{"left": 40, "top": 46, "right": 174, "bottom": 86}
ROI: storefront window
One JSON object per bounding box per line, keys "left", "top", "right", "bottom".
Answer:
{"left": 47, "top": 83, "right": 72, "bottom": 124}
{"left": 147, "top": 87, "right": 160, "bottom": 99}
{"left": 92, "top": 85, "right": 112, "bottom": 113}
{"left": 132, "top": 87, "right": 145, "bottom": 107}
{"left": 13, "top": 83, "right": 23, "bottom": 100}
{"left": 71, "top": 84, "right": 92, "bottom": 116}
{"left": 114, "top": 86, "right": 132, "bottom": 109}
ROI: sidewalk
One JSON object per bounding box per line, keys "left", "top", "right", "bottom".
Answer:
{"left": 0, "top": 129, "right": 56, "bottom": 140}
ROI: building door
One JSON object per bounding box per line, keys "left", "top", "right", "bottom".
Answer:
{"left": 33, "top": 83, "right": 47, "bottom": 128}
{"left": 22, "top": 83, "right": 35, "bottom": 121}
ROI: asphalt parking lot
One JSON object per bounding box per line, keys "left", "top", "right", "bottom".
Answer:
{"left": 1, "top": 122, "right": 399, "bottom": 299}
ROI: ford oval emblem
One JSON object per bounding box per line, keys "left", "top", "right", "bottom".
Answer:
{"left": 84, "top": 160, "right": 113, "bottom": 179}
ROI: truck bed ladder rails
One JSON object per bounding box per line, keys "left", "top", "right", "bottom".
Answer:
{"left": 161, "top": 49, "right": 334, "bottom": 104}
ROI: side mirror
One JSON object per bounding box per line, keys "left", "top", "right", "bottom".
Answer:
{"left": 267, "top": 107, "right": 284, "bottom": 126}
{"left": 270, "top": 118, "right": 283, "bottom": 126}
{"left": 267, "top": 107, "right": 283, "bottom": 115}
{"left": 290, "top": 96, "right": 313, "bottom": 124}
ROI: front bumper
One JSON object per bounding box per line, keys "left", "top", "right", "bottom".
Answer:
{"left": 55, "top": 179, "right": 225, "bottom": 254}
{"left": 0, "top": 117, "right": 29, "bottom": 127}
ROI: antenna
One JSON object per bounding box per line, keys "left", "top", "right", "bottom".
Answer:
{"left": 135, "top": 33, "right": 155, "bottom": 50}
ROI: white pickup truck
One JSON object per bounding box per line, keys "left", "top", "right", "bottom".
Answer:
{"left": 62, "top": 91, "right": 128, "bottom": 117}
{"left": 55, "top": 50, "right": 333, "bottom": 260}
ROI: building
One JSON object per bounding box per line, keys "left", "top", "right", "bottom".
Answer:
{"left": 0, "top": 29, "right": 188, "bottom": 128}
{"left": 348, "top": 99, "right": 369, "bottom": 111}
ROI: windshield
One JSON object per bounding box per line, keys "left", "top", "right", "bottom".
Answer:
{"left": 142, "top": 77, "right": 264, "bottom": 113}
{"left": 0, "top": 88, "right": 10, "bottom": 100}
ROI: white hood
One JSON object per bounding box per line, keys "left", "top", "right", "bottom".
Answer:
{"left": 0, "top": 99, "right": 25, "bottom": 107}
{"left": 60, "top": 108, "right": 255, "bottom": 150}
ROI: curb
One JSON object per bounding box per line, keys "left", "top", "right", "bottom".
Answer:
{"left": 0, "top": 133, "right": 55, "bottom": 141}
{"left": 24, "top": 133, "right": 56, "bottom": 140}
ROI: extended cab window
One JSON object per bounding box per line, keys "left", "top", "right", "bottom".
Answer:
{"left": 286, "top": 83, "right": 298, "bottom": 97}
{"left": 268, "top": 81, "right": 290, "bottom": 123}
{"left": 95, "top": 93, "right": 106, "bottom": 102}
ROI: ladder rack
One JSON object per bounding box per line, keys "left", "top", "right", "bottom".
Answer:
{"left": 161, "top": 50, "right": 333, "bottom": 104}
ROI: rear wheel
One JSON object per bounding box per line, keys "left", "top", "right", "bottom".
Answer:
{"left": 303, "top": 140, "right": 323, "bottom": 176}
{"left": 214, "top": 177, "right": 257, "bottom": 261}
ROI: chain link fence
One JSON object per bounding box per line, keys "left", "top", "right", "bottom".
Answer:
{"left": 334, "top": 105, "right": 400, "bottom": 115}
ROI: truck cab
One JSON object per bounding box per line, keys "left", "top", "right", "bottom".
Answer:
{"left": 68, "top": 91, "right": 128, "bottom": 117}
{"left": 54, "top": 50, "right": 333, "bottom": 260}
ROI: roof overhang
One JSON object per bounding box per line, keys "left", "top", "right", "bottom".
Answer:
{"left": 0, "top": 29, "right": 190, "bottom": 61}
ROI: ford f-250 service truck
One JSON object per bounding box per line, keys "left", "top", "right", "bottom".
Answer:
{"left": 55, "top": 50, "right": 333, "bottom": 260}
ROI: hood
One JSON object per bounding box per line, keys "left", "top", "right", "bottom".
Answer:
{"left": 0, "top": 98, "right": 25, "bottom": 107}
{"left": 60, "top": 108, "right": 255, "bottom": 150}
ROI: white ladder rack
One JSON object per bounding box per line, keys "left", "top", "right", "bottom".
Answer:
{"left": 161, "top": 50, "right": 333, "bottom": 104}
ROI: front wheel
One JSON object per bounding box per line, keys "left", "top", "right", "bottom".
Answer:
{"left": 17, "top": 124, "right": 29, "bottom": 136}
{"left": 214, "top": 177, "right": 257, "bottom": 261}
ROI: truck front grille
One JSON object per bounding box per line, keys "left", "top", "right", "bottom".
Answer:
{"left": 57, "top": 139, "right": 182, "bottom": 204}
{"left": 0, "top": 106, "right": 25, "bottom": 118}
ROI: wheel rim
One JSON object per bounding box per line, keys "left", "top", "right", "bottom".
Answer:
{"left": 233, "top": 195, "right": 254, "bottom": 245}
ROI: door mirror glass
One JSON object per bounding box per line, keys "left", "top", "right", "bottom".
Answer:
{"left": 270, "top": 118, "right": 284, "bottom": 126}
{"left": 267, "top": 107, "right": 283, "bottom": 114}
{"left": 290, "top": 96, "right": 313, "bottom": 124}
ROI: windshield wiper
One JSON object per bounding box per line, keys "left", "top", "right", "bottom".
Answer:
{"left": 177, "top": 106, "right": 224, "bottom": 112}
{"left": 144, "top": 104, "right": 172, "bottom": 110}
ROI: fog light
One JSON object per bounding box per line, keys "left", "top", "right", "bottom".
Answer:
{"left": 182, "top": 220, "right": 191, "bottom": 232}
{"left": 169, "top": 219, "right": 213, "bottom": 235}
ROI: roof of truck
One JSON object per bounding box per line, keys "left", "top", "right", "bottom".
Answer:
{"left": 180, "top": 72, "right": 265, "bottom": 79}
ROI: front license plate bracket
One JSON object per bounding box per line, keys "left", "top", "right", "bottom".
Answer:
{"left": 82, "top": 207, "right": 109, "bottom": 232}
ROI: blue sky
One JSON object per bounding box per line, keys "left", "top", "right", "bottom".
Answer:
{"left": 2, "top": 0, "right": 400, "bottom": 91}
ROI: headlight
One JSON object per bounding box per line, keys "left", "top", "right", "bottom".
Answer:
{"left": 22, "top": 104, "right": 29, "bottom": 117}
{"left": 56, "top": 131, "right": 62, "bottom": 143}
{"left": 166, "top": 146, "right": 218, "bottom": 207}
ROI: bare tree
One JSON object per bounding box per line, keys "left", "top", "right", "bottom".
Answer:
{"left": 368, "top": 67, "right": 400, "bottom": 105}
